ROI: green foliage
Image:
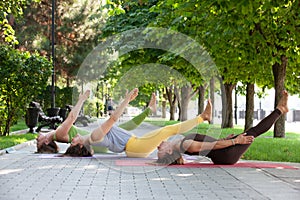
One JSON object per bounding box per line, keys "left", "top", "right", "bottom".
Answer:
{"left": 101, "top": 0, "right": 158, "bottom": 36}
{"left": 0, "top": 0, "right": 35, "bottom": 45}
{"left": 0, "top": 44, "right": 52, "bottom": 136}
{"left": 15, "top": 0, "right": 104, "bottom": 84}
{"left": 152, "top": 0, "right": 300, "bottom": 94}
{"left": 35, "top": 86, "right": 79, "bottom": 109}
{"left": 99, "top": 0, "right": 208, "bottom": 112}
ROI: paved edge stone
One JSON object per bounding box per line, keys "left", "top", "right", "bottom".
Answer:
{"left": 0, "top": 139, "right": 36, "bottom": 156}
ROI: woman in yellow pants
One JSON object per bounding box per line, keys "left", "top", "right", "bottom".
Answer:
{"left": 66, "top": 88, "right": 212, "bottom": 157}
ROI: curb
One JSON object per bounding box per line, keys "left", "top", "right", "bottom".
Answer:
{"left": 0, "top": 139, "right": 36, "bottom": 156}
{"left": 11, "top": 129, "right": 30, "bottom": 135}
{"left": 0, "top": 128, "right": 36, "bottom": 156}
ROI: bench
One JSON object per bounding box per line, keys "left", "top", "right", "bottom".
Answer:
{"left": 26, "top": 102, "right": 63, "bottom": 132}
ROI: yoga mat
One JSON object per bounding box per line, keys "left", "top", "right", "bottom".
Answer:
{"left": 38, "top": 153, "right": 127, "bottom": 159}
{"left": 115, "top": 160, "right": 298, "bottom": 169}
{"left": 39, "top": 154, "right": 298, "bottom": 170}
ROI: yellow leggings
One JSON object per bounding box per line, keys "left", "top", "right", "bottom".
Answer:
{"left": 125, "top": 116, "right": 204, "bottom": 157}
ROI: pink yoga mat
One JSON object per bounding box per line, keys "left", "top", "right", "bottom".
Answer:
{"left": 115, "top": 160, "right": 298, "bottom": 169}
{"left": 39, "top": 154, "right": 298, "bottom": 170}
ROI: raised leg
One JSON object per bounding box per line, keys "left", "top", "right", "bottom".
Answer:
{"left": 125, "top": 100, "right": 212, "bottom": 157}
{"left": 208, "top": 90, "right": 289, "bottom": 164}
{"left": 119, "top": 92, "right": 156, "bottom": 131}
{"left": 245, "top": 90, "right": 288, "bottom": 137}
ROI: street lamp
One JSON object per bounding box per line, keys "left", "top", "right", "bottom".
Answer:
{"left": 51, "top": 0, "right": 56, "bottom": 108}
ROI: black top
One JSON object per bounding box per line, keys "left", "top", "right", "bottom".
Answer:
{"left": 179, "top": 133, "right": 218, "bottom": 155}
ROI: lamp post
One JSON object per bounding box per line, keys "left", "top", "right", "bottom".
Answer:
{"left": 51, "top": 0, "right": 56, "bottom": 108}
{"left": 234, "top": 86, "right": 238, "bottom": 125}
{"left": 46, "top": 0, "right": 60, "bottom": 124}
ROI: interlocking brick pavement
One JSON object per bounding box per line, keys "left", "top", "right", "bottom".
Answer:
{"left": 0, "top": 120, "right": 299, "bottom": 200}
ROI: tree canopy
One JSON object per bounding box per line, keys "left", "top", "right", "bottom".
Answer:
{"left": 0, "top": 0, "right": 299, "bottom": 136}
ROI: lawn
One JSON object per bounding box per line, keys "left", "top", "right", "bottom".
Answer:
{"left": 0, "top": 120, "right": 36, "bottom": 150}
{"left": 0, "top": 134, "right": 36, "bottom": 150}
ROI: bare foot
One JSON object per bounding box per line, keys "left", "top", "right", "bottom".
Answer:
{"left": 110, "top": 88, "right": 139, "bottom": 121}
{"left": 200, "top": 99, "right": 212, "bottom": 121}
{"left": 148, "top": 93, "right": 156, "bottom": 113}
{"left": 276, "top": 90, "right": 289, "bottom": 114}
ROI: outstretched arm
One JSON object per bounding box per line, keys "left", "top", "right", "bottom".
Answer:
{"left": 87, "top": 88, "right": 139, "bottom": 144}
{"left": 39, "top": 90, "right": 90, "bottom": 145}
{"left": 180, "top": 133, "right": 254, "bottom": 153}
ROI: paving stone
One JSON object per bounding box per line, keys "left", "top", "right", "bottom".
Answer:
{"left": 1, "top": 122, "right": 300, "bottom": 200}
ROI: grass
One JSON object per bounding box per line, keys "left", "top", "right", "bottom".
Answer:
{"left": 9, "top": 120, "right": 28, "bottom": 132}
{"left": 216, "top": 126, "right": 300, "bottom": 163}
{"left": 0, "top": 134, "right": 37, "bottom": 150}
{"left": 145, "top": 118, "right": 300, "bottom": 163}
{"left": 0, "top": 120, "right": 36, "bottom": 150}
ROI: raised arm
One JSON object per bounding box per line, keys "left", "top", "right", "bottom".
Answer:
{"left": 39, "top": 90, "right": 90, "bottom": 145}
{"left": 86, "top": 88, "right": 139, "bottom": 144}
{"left": 69, "top": 88, "right": 139, "bottom": 149}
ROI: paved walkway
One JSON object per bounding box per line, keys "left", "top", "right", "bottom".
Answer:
{"left": 0, "top": 120, "right": 300, "bottom": 200}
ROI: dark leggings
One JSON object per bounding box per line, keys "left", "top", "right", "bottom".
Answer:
{"left": 184, "top": 109, "right": 282, "bottom": 164}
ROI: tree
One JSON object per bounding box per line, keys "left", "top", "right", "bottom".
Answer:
{"left": 153, "top": 0, "right": 300, "bottom": 134}
{"left": 15, "top": 0, "right": 104, "bottom": 86}
{"left": 205, "top": 0, "right": 300, "bottom": 136}
{"left": 0, "top": 44, "right": 52, "bottom": 135}
{"left": 0, "top": 0, "right": 33, "bottom": 45}
{"left": 99, "top": 1, "right": 214, "bottom": 121}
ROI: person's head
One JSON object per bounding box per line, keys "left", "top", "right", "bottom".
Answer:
{"left": 63, "top": 144, "right": 93, "bottom": 157}
{"left": 36, "top": 133, "right": 59, "bottom": 153}
{"left": 156, "top": 141, "right": 184, "bottom": 165}
{"left": 63, "top": 134, "right": 94, "bottom": 157}
{"left": 37, "top": 140, "right": 59, "bottom": 153}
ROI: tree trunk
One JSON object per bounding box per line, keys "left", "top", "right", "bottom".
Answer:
{"left": 175, "top": 84, "right": 197, "bottom": 121}
{"left": 169, "top": 102, "right": 176, "bottom": 120}
{"left": 197, "top": 85, "right": 206, "bottom": 115}
{"left": 177, "top": 102, "right": 181, "bottom": 121}
{"left": 180, "top": 85, "right": 191, "bottom": 121}
{"left": 219, "top": 78, "right": 226, "bottom": 127}
{"left": 244, "top": 83, "right": 254, "bottom": 132}
{"left": 272, "top": 55, "right": 287, "bottom": 138}
{"left": 66, "top": 76, "right": 70, "bottom": 88}
{"left": 209, "top": 77, "right": 215, "bottom": 124}
{"left": 4, "top": 96, "right": 12, "bottom": 136}
{"left": 222, "top": 83, "right": 236, "bottom": 128}
{"left": 175, "top": 86, "right": 181, "bottom": 121}
{"left": 162, "top": 91, "right": 167, "bottom": 119}
{"left": 166, "top": 86, "right": 177, "bottom": 120}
